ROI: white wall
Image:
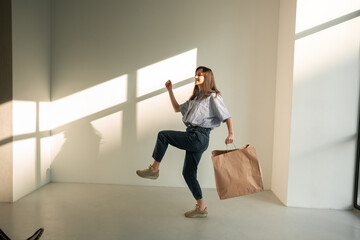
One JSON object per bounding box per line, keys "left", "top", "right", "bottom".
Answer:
{"left": 49, "top": 0, "right": 280, "bottom": 190}
{"left": 287, "top": 0, "right": 360, "bottom": 209}
{"left": 12, "top": 0, "right": 51, "bottom": 201}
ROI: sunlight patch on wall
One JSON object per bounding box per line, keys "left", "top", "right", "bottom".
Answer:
{"left": 39, "top": 102, "right": 52, "bottom": 132}
{"left": 294, "top": 17, "right": 360, "bottom": 83}
{"left": 13, "top": 101, "right": 37, "bottom": 136}
{"left": 91, "top": 111, "right": 123, "bottom": 156}
{"left": 295, "top": 0, "right": 360, "bottom": 33}
{"left": 51, "top": 74, "right": 128, "bottom": 129}
{"left": 0, "top": 101, "right": 12, "bottom": 141}
{"left": 292, "top": 17, "right": 360, "bottom": 154}
{"left": 136, "top": 48, "right": 197, "bottom": 97}
{"left": 13, "top": 138, "right": 36, "bottom": 200}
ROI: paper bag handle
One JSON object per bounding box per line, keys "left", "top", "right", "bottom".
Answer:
{"left": 225, "top": 143, "right": 237, "bottom": 152}
{"left": 225, "top": 143, "right": 251, "bottom": 151}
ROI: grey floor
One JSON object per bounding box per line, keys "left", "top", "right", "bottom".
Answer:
{"left": 0, "top": 183, "right": 359, "bottom": 240}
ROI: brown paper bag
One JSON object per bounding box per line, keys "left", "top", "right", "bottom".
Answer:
{"left": 211, "top": 144, "right": 264, "bottom": 200}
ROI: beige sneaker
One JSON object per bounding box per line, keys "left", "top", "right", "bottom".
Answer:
{"left": 184, "top": 205, "right": 208, "bottom": 218}
{"left": 136, "top": 165, "right": 159, "bottom": 180}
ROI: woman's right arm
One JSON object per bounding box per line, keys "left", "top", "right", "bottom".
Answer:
{"left": 165, "top": 80, "right": 180, "bottom": 112}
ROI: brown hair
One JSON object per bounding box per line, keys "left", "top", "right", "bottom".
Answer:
{"left": 189, "top": 66, "right": 220, "bottom": 100}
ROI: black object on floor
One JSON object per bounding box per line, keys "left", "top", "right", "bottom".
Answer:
{"left": 0, "top": 229, "right": 11, "bottom": 240}
{"left": 0, "top": 228, "right": 44, "bottom": 240}
{"left": 26, "top": 228, "right": 44, "bottom": 240}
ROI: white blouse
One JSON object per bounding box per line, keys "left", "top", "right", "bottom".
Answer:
{"left": 179, "top": 91, "right": 231, "bottom": 129}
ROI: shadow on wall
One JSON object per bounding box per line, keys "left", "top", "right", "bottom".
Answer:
{"left": 0, "top": 48, "right": 198, "bottom": 191}
{"left": 49, "top": 49, "right": 198, "bottom": 184}
{"left": 51, "top": 122, "right": 102, "bottom": 182}
{"left": 6, "top": 0, "right": 286, "bottom": 193}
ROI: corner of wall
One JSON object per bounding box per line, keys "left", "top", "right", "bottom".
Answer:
{"left": 11, "top": 0, "right": 52, "bottom": 202}
{"left": 270, "top": 0, "right": 297, "bottom": 206}
{"left": 0, "top": 0, "right": 13, "bottom": 203}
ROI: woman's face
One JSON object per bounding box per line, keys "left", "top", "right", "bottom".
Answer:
{"left": 195, "top": 69, "right": 205, "bottom": 86}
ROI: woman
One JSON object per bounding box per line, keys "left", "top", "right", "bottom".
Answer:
{"left": 136, "top": 66, "right": 234, "bottom": 218}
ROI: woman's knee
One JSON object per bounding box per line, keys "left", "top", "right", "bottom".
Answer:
{"left": 158, "top": 130, "right": 165, "bottom": 138}
{"left": 157, "top": 130, "right": 168, "bottom": 142}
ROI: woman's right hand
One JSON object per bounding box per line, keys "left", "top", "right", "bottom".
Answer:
{"left": 165, "top": 80, "right": 180, "bottom": 112}
{"left": 165, "top": 80, "right": 172, "bottom": 91}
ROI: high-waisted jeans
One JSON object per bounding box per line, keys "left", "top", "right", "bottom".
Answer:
{"left": 152, "top": 126, "right": 211, "bottom": 200}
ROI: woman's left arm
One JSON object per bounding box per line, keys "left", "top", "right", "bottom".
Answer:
{"left": 225, "top": 118, "right": 234, "bottom": 144}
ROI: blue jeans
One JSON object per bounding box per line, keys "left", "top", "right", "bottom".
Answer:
{"left": 152, "top": 126, "right": 211, "bottom": 200}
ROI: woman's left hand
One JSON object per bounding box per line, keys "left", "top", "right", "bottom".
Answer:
{"left": 225, "top": 133, "right": 234, "bottom": 145}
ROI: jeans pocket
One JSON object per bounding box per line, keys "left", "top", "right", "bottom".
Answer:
{"left": 194, "top": 131, "right": 209, "bottom": 152}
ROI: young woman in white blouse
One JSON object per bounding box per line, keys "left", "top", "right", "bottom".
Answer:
{"left": 137, "top": 66, "right": 234, "bottom": 218}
